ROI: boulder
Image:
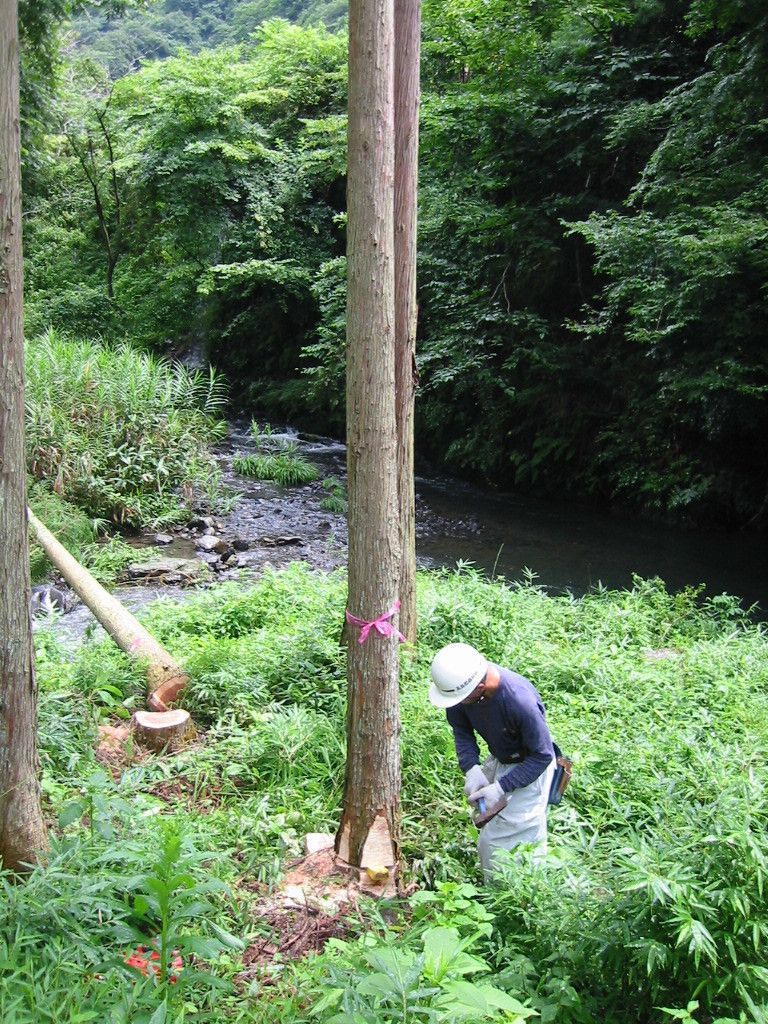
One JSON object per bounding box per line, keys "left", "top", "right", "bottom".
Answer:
{"left": 195, "top": 535, "right": 221, "bottom": 552}
{"left": 30, "top": 584, "right": 70, "bottom": 616}
{"left": 125, "top": 556, "right": 206, "bottom": 582}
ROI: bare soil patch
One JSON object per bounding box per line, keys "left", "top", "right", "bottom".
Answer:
{"left": 237, "top": 846, "right": 398, "bottom": 986}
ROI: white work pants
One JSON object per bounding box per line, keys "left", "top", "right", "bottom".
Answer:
{"left": 477, "top": 755, "right": 555, "bottom": 880}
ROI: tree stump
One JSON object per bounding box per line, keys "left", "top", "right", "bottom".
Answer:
{"left": 132, "top": 710, "right": 196, "bottom": 753}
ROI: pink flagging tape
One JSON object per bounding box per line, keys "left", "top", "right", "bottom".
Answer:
{"left": 345, "top": 600, "right": 405, "bottom": 645}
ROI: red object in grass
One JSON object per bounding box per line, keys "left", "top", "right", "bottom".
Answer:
{"left": 124, "top": 944, "right": 184, "bottom": 983}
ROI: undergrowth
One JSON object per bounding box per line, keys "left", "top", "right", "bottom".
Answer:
{"left": 320, "top": 477, "right": 347, "bottom": 514}
{"left": 17, "top": 565, "right": 768, "bottom": 1023}
{"left": 232, "top": 423, "right": 320, "bottom": 486}
{"left": 233, "top": 451, "right": 319, "bottom": 486}
{"left": 26, "top": 330, "right": 228, "bottom": 528}
{"left": 28, "top": 481, "right": 152, "bottom": 585}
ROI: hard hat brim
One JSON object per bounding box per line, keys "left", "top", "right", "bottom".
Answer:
{"left": 429, "top": 677, "right": 479, "bottom": 709}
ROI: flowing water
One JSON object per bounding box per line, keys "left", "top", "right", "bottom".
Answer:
{"left": 295, "top": 427, "right": 766, "bottom": 610}
{"left": 38, "top": 423, "right": 767, "bottom": 643}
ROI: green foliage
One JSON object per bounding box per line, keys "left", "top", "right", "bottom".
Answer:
{"left": 566, "top": 14, "right": 768, "bottom": 520}
{"left": 27, "top": 480, "right": 100, "bottom": 581}
{"left": 233, "top": 423, "right": 320, "bottom": 484}
{"left": 25, "top": 562, "right": 768, "bottom": 1021}
{"left": 27, "top": 481, "right": 154, "bottom": 586}
{"left": 22, "top": 0, "right": 768, "bottom": 525}
{"left": 25, "top": 330, "right": 227, "bottom": 527}
{"left": 233, "top": 450, "right": 319, "bottom": 485}
{"left": 320, "top": 476, "right": 347, "bottom": 514}
{"left": 301, "top": 255, "right": 347, "bottom": 429}
{"left": 72, "top": 0, "right": 348, "bottom": 77}
{"left": 0, "top": 821, "right": 238, "bottom": 1022}
{"left": 312, "top": 921, "right": 536, "bottom": 1023}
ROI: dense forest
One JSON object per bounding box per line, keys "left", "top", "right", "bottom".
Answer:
{"left": 21, "top": 0, "right": 768, "bottom": 525}
{"left": 71, "top": 0, "right": 348, "bottom": 74}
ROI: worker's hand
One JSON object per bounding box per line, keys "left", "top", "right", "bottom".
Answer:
{"left": 468, "top": 781, "right": 505, "bottom": 808}
{"left": 463, "top": 764, "right": 489, "bottom": 797}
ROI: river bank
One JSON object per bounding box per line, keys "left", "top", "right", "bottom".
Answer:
{"left": 36, "top": 420, "right": 767, "bottom": 643}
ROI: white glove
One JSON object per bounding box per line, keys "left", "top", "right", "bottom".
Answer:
{"left": 463, "top": 764, "right": 489, "bottom": 797}
{"left": 468, "top": 781, "right": 505, "bottom": 808}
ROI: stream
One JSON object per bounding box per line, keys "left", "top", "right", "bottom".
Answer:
{"left": 40, "top": 421, "right": 767, "bottom": 644}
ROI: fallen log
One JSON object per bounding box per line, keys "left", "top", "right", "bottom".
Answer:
{"left": 27, "top": 509, "right": 188, "bottom": 711}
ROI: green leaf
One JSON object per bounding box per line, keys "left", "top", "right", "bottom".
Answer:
{"left": 423, "top": 926, "right": 489, "bottom": 983}
{"left": 357, "top": 972, "right": 395, "bottom": 998}
{"left": 182, "top": 935, "right": 225, "bottom": 960}
{"left": 147, "top": 1003, "right": 167, "bottom": 1024}
{"left": 423, "top": 926, "right": 463, "bottom": 981}
{"left": 208, "top": 921, "right": 246, "bottom": 951}
{"left": 309, "top": 987, "right": 344, "bottom": 1016}
{"left": 481, "top": 988, "right": 538, "bottom": 1018}
{"left": 58, "top": 801, "right": 85, "bottom": 828}
{"left": 435, "top": 979, "right": 490, "bottom": 1018}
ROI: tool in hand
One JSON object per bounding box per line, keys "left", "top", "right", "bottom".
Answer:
{"left": 473, "top": 794, "right": 507, "bottom": 828}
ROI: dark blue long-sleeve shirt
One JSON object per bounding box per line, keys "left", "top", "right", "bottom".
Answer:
{"left": 446, "top": 666, "right": 554, "bottom": 792}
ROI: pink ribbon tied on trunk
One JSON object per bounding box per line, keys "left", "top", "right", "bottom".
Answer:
{"left": 346, "top": 600, "right": 406, "bottom": 645}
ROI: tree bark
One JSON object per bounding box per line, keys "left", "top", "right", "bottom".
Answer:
{"left": 336, "top": 0, "right": 402, "bottom": 871}
{"left": 0, "top": 0, "right": 48, "bottom": 871}
{"left": 394, "top": 0, "right": 421, "bottom": 644}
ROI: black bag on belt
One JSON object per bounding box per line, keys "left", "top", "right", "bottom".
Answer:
{"left": 548, "top": 742, "right": 573, "bottom": 805}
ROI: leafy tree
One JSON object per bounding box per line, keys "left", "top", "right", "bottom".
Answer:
{"left": 22, "top": 0, "right": 768, "bottom": 525}
{"left": 570, "top": 3, "right": 768, "bottom": 520}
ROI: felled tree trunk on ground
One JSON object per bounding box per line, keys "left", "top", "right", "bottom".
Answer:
{"left": 0, "top": 1, "right": 48, "bottom": 871}
{"left": 394, "top": 0, "right": 421, "bottom": 645}
{"left": 27, "top": 510, "right": 188, "bottom": 711}
{"left": 336, "top": 0, "right": 402, "bottom": 872}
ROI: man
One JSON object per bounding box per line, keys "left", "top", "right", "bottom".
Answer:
{"left": 429, "top": 642, "right": 555, "bottom": 879}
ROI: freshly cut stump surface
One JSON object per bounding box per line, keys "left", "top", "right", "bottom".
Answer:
{"left": 132, "top": 709, "right": 196, "bottom": 752}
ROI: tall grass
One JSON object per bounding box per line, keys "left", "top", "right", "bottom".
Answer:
{"left": 233, "top": 450, "right": 319, "bottom": 486}
{"left": 232, "top": 422, "right": 319, "bottom": 486}
{"left": 26, "top": 329, "right": 228, "bottom": 528}
{"left": 21, "top": 566, "right": 768, "bottom": 1022}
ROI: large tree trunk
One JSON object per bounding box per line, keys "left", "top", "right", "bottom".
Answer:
{"left": 0, "top": 0, "right": 48, "bottom": 871}
{"left": 394, "top": 0, "right": 421, "bottom": 645}
{"left": 336, "top": 0, "right": 402, "bottom": 871}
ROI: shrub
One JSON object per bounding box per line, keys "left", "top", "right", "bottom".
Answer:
{"left": 320, "top": 476, "right": 347, "bottom": 514}
{"left": 25, "top": 330, "right": 228, "bottom": 527}
{"left": 233, "top": 450, "right": 319, "bottom": 486}
{"left": 233, "top": 428, "right": 320, "bottom": 486}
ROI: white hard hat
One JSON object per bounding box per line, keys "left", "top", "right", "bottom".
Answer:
{"left": 429, "top": 643, "right": 488, "bottom": 708}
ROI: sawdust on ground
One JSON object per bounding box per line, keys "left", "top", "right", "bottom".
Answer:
{"left": 95, "top": 723, "right": 149, "bottom": 778}
{"left": 238, "top": 847, "right": 400, "bottom": 988}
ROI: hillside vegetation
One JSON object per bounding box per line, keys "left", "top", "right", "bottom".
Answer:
{"left": 72, "top": 0, "right": 348, "bottom": 75}
{"left": 22, "top": 0, "right": 768, "bottom": 526}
